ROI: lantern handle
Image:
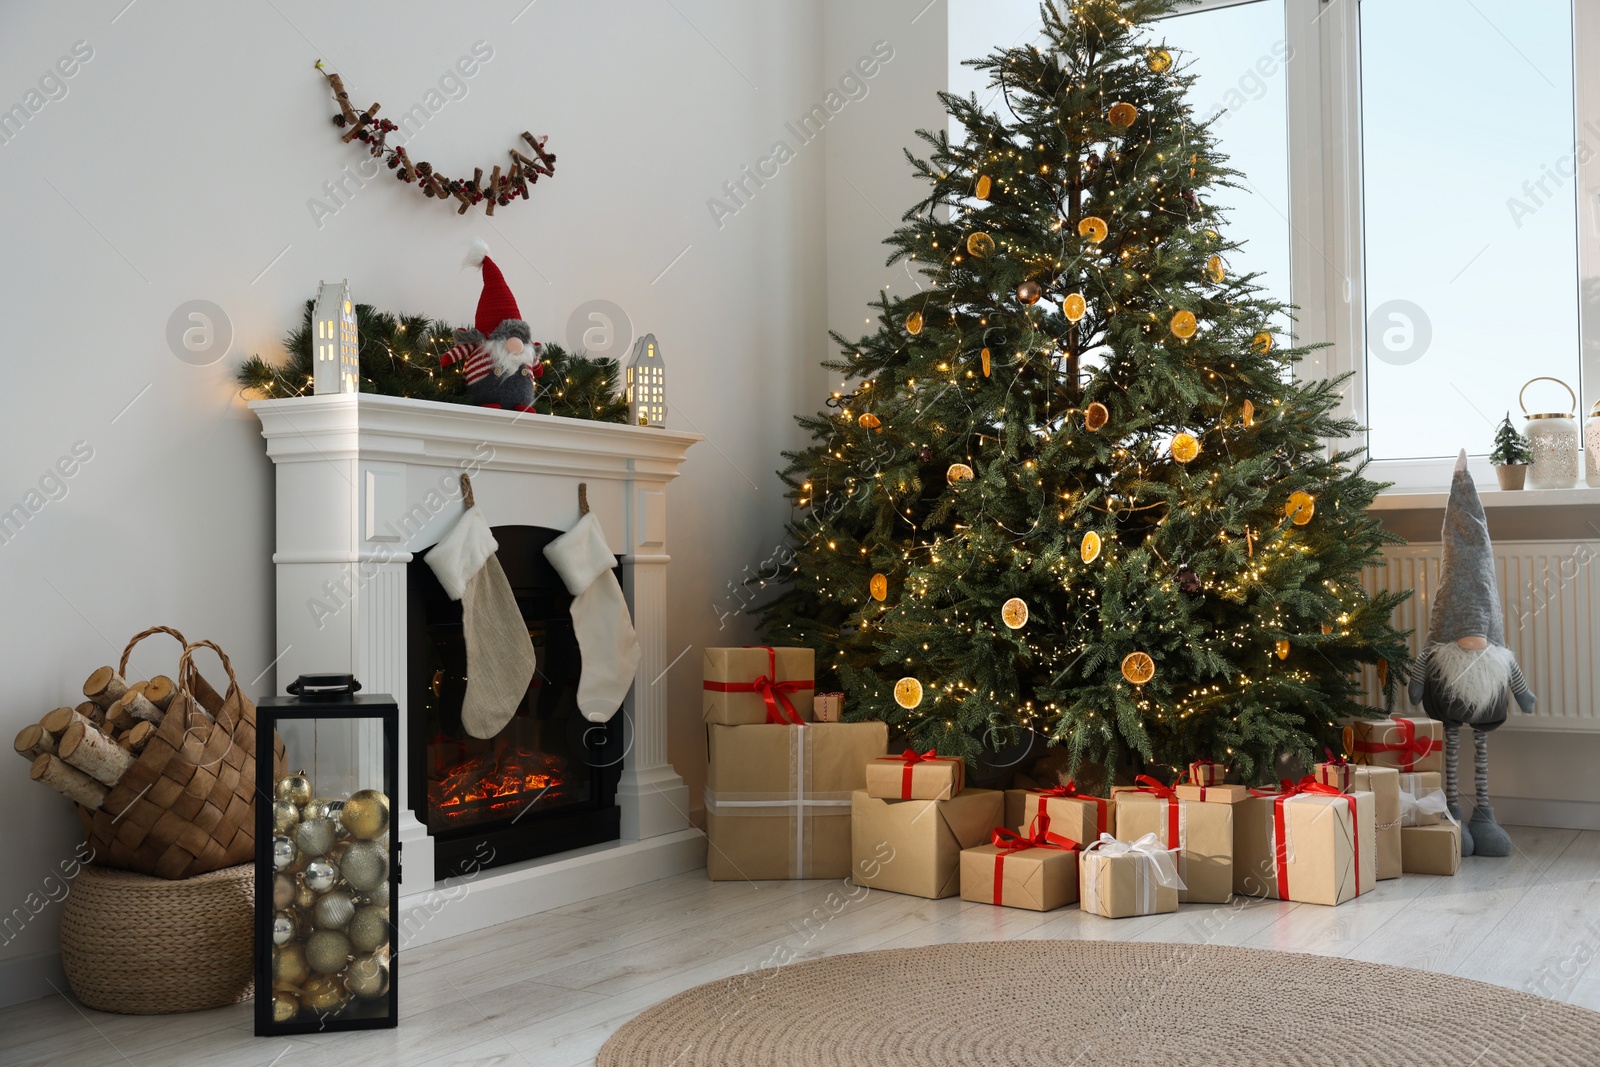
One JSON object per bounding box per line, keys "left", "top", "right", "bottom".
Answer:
{"left": 578, "top": 482, "right": 590, "bottom": 516}
{"left": 1518, "top": 376, "right": 1576, "bottom": 418}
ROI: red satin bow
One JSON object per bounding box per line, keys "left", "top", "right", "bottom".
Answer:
{"left": 884, "top": 748, "right": 939, "bottom": 799}
{"left": 702, "top": 646, "right": 809, "bottom": 725}
{"left": 1323, "top": 747, "right": 1349, "bottom": 767}
{"left": 1036, "top": 780, "right": 1108, "bottom": 836}
{"left": 1353, "top": 718, "right": 1438, "bottom": 771}
{"left": 1130, "top": 774, "right": 1182, "bottom": 847}
{"left": 990, "top": 813, "right": 1079, "bottom": 905}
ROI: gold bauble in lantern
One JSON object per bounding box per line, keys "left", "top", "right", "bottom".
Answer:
{"left": 1081, "top": 531, "right": 1102, "bottom": 563}
{"left": 272, "top": 799, "right": 301, "bottom": 836}
{"left": 302, "top": 796, "right": 343, "bottom": 822}
{"left": 1148, "top": 49, "right": 1173, "bottom": 73}
{"left": 1084, "top": 401, "right": 1109, "bottom": 432}
{"left": 906, "top": 311, "right": 924, "bottom": 336}
{"left": 339, "top": 841, "right": 389, "bottom": 893}
{"left": 349, "top": 906, "right": 391, "bottom": 954}
{"left": 276, "top": 771, "right": 313, "bottom": 808}
{"left": 273, "top": 874, "right": 295, "bottom": 910}
{"left": 1170, "top": 310, "right": 1198, "bottom": 339}
{"left": 857, "top": 412, "right": 882, "bottom": 431}
{"left": 315, "top": 891, "right": 357, "bottom": 930}
{"left": 1107, "top": 102, "right": 1139, "bottom": 128}
{"left": 893, "top": 677, "right": 924, "bottom": 709}
{"left": 295, "top": 817, "right": 337, "bottom": 858}
{"left": 273, "top": 943, "right": 311, "bottom": 987}
{"left": 340, "top": 789, "right": 390, "bottom": 843}
{"left": 306, "top": 930, "right": 353, "bottom": 975}
{"left": 301, "top": 974, "right": 351, "bottom": 1015}
{"left": 1016, "top": 281, "right": 1042, "bottom": 305}
{"left": 294, "top": 881, "right": 319, "bottom": 910}
{"left": 1285, "top": 491, "right": 1315, "bottom": 526}
{"left": 345, "top": 954, "right": 391, "bottom": 999}
{"left": 1077, "top": 216, "right": 1108, "bottom": 243}
{"left": 1001, "top": 598, "right": 1029, "bottom": 629}
{"left": 1275, "top": 639, "right": 1291, "bottom": 661}
{"left": 869, "top": 573, "right": 888, "bottom": 602}
{"left": 980, "top": 347, "right": 992, "bottom": 376}
{"left": 1120, "top": 652, "right": 1156, "bottom": 685}
{"left": 974, "top": 174, "right": 991, "bottom": 199}
{"left": 1062, "top": 293, "right": 1087, "bottom": 322}
{"left": 946, "top": 463, "right": 975, "bottom": 484}
{"left": 1253, "top": 332, "right": 1274, "bottom": 354}
{"left": 966, "top": 231, "right": 995, "bottom": 258}
{"left": 1206, "top": 255, "right": 1224, "bottom": 283}
{"left": 272, "top": 992, "right": 300, "bottom": 1024}
{"left": 1170, "top": 433, "right": 1201, "bottom": 464}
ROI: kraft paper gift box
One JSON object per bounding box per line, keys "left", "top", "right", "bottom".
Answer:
{"left": 1401, "top": 822, "right": 1461, "bottom": 876}
{"left": 1078, "top": 834, "right": 1183, "bottom": 918}
{"left": 851, "top": 788, "right": 1004, "bottom": 899}
{"left": 865, "top": 750, "right": 964, "bottom": 801}
{"left": 1315, "top": 762, "right": 1402, "bottom": 881}
{"left": 1020, "top": 786, "right": 1115, "bottom": 845}
{"left": 1396, "top": 771, "right": 1447, "bottom": 827}
{"left": 1188, "top": 759, "right": 1226, "bottom": 787}
{"left": 705, "top": 721, "right": 886, "bottom": 880}
{"left": 813, "top": 692, "right": 845, "bottom": 723}
{"left": 1113, "top": 788, "right": 1234, "bottom": 903}
{"left": 1174, "top": 783, "right": 1251, "bottom": 804}
{"left": 1233, "top": 786, "right": 1376, "bottom": 906}
{"left": 703, "top": 646, "right": 815, "bottom": 725}
{"left": 1339, "top": 715, "right": 1443, "bottom": 773}
{"left": 959, "top": 823, "right": 1080, "bottom": 912}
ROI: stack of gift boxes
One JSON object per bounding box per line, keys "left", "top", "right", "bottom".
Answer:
{"left": 703, "top": 652, "right": 1463, "bottom": 914}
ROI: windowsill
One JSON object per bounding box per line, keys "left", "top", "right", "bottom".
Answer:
{"left": 1370, "top": 485, "right": 1600, "bottom": 511}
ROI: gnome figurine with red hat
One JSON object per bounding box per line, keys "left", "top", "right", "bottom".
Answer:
{"left": 440, "top": 239, "right": 544, "bottom": 411}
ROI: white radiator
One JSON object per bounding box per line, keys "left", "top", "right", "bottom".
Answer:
{"left": 1361, "top": 541, "right": 1600, "bottom": 729}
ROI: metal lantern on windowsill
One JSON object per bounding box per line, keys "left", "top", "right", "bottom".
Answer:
{"left": 1586, "top": 399, "right": 1600, "bottom": 489}
{"left": 1520, "top": 376, "right": 1580, "bottom": 490}
{"left": 256, "top": 675, "right": 399, "bottom": 1036}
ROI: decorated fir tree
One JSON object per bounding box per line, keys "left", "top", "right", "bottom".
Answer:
{"left": 757, "top": 0, "right": 1409, "bottom": 784}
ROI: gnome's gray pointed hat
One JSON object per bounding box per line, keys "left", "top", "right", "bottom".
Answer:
{"left": 1428, "top": 450, "right": 1504, "bottom": 646}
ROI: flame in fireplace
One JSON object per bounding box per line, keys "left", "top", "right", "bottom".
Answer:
{"left": 428, "top": 734, "right": 572, "bottom": 826}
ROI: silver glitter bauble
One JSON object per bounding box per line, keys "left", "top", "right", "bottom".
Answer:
{"left": 339, "top": 841, "right": 389, "bottom": 893}
{"left": 295, "top": 817, "right": 337, "bottom": 857}
{"left": 348, "top": 906, "right": 390, "bottom": 953}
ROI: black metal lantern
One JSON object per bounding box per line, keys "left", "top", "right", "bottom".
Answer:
{"left": 255, "top": 675, "right": 399, "bottom": 1035}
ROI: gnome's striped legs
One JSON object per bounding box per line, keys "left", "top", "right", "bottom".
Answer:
{"left": 1468, "top": 726, "right": 1512, "bottom": 857}
{"left": 1443, "top": 723, "right": 1461, "bottom": 811}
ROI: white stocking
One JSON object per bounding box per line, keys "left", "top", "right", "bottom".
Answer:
{"left": 544, "top": 512, "right": 640, "bottom": 723}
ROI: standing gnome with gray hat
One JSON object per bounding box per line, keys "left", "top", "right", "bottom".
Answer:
{"left": 1407, "top": 451, "right": 1535, "bottom": 857}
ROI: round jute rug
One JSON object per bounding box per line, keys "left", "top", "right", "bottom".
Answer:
{"left": 597, "top": 940, "right": 1600, "bottom": 1066}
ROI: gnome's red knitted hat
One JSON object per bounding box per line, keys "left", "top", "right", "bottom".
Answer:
{"left": 466, "top": 239, "right": 522, "bottom": 335}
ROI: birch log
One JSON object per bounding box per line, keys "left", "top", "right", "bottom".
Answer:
{"left": 143, "top": 675, "right": 176, "bottom": 711}
{"left": 111, "top": 689, "right": 163, "bottom": 725}
{"left": 41, "top": 706, "right": 98, "bottom": 741}
{"left": 14, "top": 724, "right": 54, "bottom": 761}
{"left": 83, "top": 666, "right": 130, "bottom": 710}
{"left": 30, "top": 754, "right": 108, "bottom": 808}
{"left": 74, "top": 700, "right": 105, "bottom": 726}
{"left": 120, "top": 720, "right": 155, "bottom": 755}
{"left": 59, "top": 721, "right": 135, "bottom": 787}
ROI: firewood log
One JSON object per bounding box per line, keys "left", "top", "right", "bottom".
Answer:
{"left": 143, "top": 675, "right": 176, "bottom": 711}
{"left": 59, "top": 721, "right": 135, "bottom": 787}
{"left": 83, "top": 666, "right": 130, "bottom": 710}
{"left": 119, "top": 720, "right": 155, "bottom": 755}
{"left": 40, "top": 706, "right": 98, "bottom": 741}
{"left": 111, "top": 689, "right": 163, "bottom": 725}
{"left": 30, "top": 754, "right": 107, "bottom": 809}
{"left": 74, "top": 700, "right": 105, "bottom": 726}
{"left": 14, "top": 724, "right": 54, "bottom": 761}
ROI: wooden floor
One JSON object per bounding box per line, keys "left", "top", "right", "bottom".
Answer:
{"left": 5, "top": 824, "right": 1599, "bottom": 1066}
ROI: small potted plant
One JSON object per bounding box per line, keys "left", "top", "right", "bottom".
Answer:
{"left": 1490, "top": 412, "right": 1531, "bottom": 490}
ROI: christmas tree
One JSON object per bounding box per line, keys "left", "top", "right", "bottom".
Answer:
{"left": 757, "top": 0, "right": 1409, "bottom": 784}
{"left": 1489, "top": 412, "right": 1531, "bottom": 466}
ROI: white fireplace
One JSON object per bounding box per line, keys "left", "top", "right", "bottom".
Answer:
{"left": 251, "top": 393, "right": 704, "bottom": 946}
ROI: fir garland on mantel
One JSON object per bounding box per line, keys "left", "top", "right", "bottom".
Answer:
{"left": 237, "top": 300, "right": 629, "bottom": 423}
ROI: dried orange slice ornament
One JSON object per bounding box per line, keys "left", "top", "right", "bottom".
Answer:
{"left": 1121, "top": 652, "right": 1155, "bottom": 685}
{"left": 1062, "top": 293, "right": 1087, "bottom": 322}
{"left": 1084, "top": 401, "right": 1109, "bottom": 432}
{"left": 1241, "top": 399, "right": 1255, "bottom": 428}
{"left": 1206, "top": 255, "right": 1224, "bottom": 283}
{"left": 1378, "top": 659, "right": 1389, "bottom": 689}
{"left": 906, "top": 311, "right": 924, "bottom": 336}
{"left": 975, "top": 174, "right": 992, "bottom": 200}
{"left": 980, "top": 347, "right": 992, "bottom": 377}
{"left": 857, "top": 412, "right": 881, "bottom": 430}
{"left": 1001, "top": 598, "right": 1029, "bottom": 629}
{"left": 1081, "top": 530, "right": 1102, "bottom": 563}
{"left": 1285, "top": 491, "right": 1315, "bottom": 526}
{"left": 869, "top": 573, "right": 888, "bottom": 602}
{"left": 966, "top": 232, "right": 995, "bottom": 258}
{"left": 947, "top": 463, "right": 975, "bottom": 484}
{"left": 1253, "top": 332, "right": 1273, "bottom": 354}
{"left": 1078, "top": 216, "right": 1109, "bottom": 244}
{"left": 1170, "top": 432, "right": 1201, "bottom": 464}
{"left": 1170, "top": 310, "right": 1198, "bottom": 339}
{"left": 894, "top": 677, "right": 924, "bottom": 709}
{"left": 1275, "top": 639, "right": 1291, "bottom": 661}
{"left": 1107, "top": 102, "right": 1138, "bottom": 128}
{"left": 1148, "top": 49, "right": 1172, "bottom": 73}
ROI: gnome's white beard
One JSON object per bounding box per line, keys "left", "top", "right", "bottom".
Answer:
{"left": 1428, "top": 640, "right": 1514, "bottom": 713}
{"left": 484, "top": 336, "right": 534, "bottom": 375}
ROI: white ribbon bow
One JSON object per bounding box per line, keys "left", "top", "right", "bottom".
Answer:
{"left": 1083, "top": 832, "right": 1186, "bottom": 914}
{"left": 1399, "top": 786, "right": 1451, "bottom": 827}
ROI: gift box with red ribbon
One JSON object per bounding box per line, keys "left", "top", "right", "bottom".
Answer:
{"left": 1234, "top": 777, "right": 1376, "bottom": 905}
{"left": 1315, "top": 756, "right": 1402, "bottom": 881}
{"left": 1111, "top": 775, "right": 1234, "bottom": 903}
{"left": 1188, "top": 759, "right": 1226, "bottom": 787}
{"left": 1339, "top": 715, "right": 1443, "bottom": 773}
{"left": 1173, "top": 783, "right": 1250, "bottom": 804}
{"left": 866, "top": 749, "right": 964, "bottom": 801}
{"left": 813, "top": 692, "right": 845, "bottom": 723}
{"left": 959, "top": 813, "right": 1081, "bottom": 911}
{"left": 703, "top": 646, "right": 815, "bottom": 726}
{"left": 1018, "top": 782, "right": 1114, "bottom": 846}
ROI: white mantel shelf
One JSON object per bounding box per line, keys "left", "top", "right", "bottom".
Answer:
{"left": 250, "top": 393, "right": 706, "bottom": 950}
{"left": 1370, "top": 486, "right": 1600, "bottom": 511}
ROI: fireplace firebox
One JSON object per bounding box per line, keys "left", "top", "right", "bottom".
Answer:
{"left": 407, "top": 525, "right": 623, "bottom": 881}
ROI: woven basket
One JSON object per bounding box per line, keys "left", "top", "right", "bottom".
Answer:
{"left": 59, "top": 863, "right": 254, "bottom": 1014}
{"left": 82, "top": 628, "right": 285, "bottom": 880}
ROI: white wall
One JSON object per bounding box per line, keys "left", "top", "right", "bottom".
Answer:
{"left": 0, "top": 0, "right": 828, "bottom": 1003}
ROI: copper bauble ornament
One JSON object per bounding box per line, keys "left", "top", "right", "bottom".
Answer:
{"left": 272, "top": 910, "right": 297, "bottom": 946}
{"left": 272, "top": 992, "right": 300, "bottom": 1024}
{"left": 276, "top": 771, "right": 313, "bottom": 808}
{"left": 315, "top": 891, "right": 357, "bottom": 930}
{"left": 304, "top": 858, "right": 338, "bottom": 893}
{"left": 300, "top": 974, "right": 351, "bottom": 1014}
{"left": 273, "top": 943, "right": 311, "bottom": 987}
{"left": 272, "top": 836, "right": 296, "bottom": 870}
{"left": 295, "top": 818, "right": 337, "bottom": 858}
{"left": 272, "top": 799, "right": 301, "bottom": 835}
{"left": 1016, "top": 281, "right": 1042, "bottom": 305}
{"left": 273, "top": 874, "right": 295, "bottom": 910}
{"left": 349, "top": 906, "right": 392, "bottom": 953}
{"left": 306, "top": 929, "right": 353, "bottom": 974}
{"left": 345, "top": 954, "right": 391, "bottom": 999}
{"left": 295, "top": 881, "right": 319, "bottom": 909}
{"left": 339, "top": 841, "right": 389, "bottom": 893}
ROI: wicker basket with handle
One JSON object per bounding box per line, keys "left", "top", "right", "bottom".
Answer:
{"left": 83, "top": 629, "right": 285, "bottom": 880}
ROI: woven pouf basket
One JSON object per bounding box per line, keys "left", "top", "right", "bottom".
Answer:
{"left": 60, "top": 863, "right": 254, "bottom": 1014}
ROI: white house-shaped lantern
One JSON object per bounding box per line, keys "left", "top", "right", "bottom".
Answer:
{"left": 313, "top": 280, "right": 360, "bottom": 395}
{"left": 626, "top": 333, "right": 666, "bottom": 427}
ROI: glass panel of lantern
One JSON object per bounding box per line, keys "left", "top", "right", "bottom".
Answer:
{"left": 255, "top": 675, "right": 399, "bottom": 1035}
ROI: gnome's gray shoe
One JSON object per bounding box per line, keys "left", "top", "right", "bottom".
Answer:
{"left": 1452, "top": 802, "right": 1475, "bottom": 857}
{"left": 1468, "top": 803, "right": 1511, "bottom": 857}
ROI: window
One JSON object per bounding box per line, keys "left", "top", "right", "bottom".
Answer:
{"left": 1360, "top": 0, "right": 1581, "bottom": 460}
